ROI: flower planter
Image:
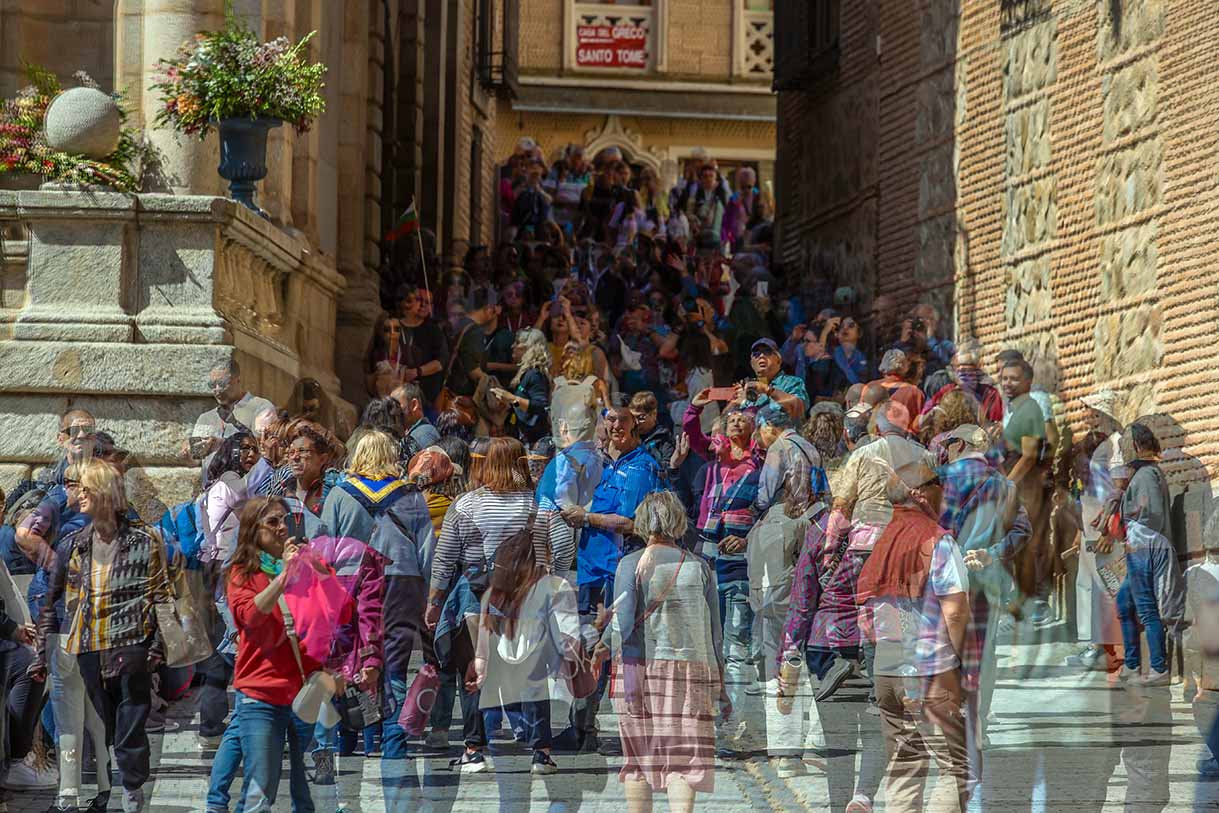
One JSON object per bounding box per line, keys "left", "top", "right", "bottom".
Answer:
{"left": 216, "top": 116, "right": 281, "bottom": 215}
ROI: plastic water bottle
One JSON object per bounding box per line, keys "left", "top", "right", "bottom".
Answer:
{"left": 777, "top": 651, "right": 804, "bottom": 715}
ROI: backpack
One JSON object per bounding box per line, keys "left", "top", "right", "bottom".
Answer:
{"left": 157, "top": 500, "right": 206, "bottom": 566}
{"left": 337, "top": 478, "right": 419, "bottom": 576}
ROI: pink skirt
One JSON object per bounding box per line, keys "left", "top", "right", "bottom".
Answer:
{"left": 609, "top": 657, "right": 719, "bottom": 793}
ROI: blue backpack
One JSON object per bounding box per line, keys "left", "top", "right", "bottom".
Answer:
{"left": 157, "top": 500, "right": 205, "bottom": 568}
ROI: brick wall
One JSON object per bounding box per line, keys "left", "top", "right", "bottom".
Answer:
{"left": 776, "top": 0, "right": 1219, "bottom": 523}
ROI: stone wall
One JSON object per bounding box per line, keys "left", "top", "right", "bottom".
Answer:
{"left": 776, "top": 0, "right": 1219, "bottom": 547}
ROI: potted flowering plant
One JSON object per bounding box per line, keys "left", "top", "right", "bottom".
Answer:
{"left": 0, "top": 65, "right": 139, "bottom": 191}
{"left": 151, "top": 3, "right": 325, "bottom": 212}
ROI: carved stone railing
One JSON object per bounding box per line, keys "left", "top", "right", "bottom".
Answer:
{"left": 0, "top": 188, "right": 349, "bottom": 511}
{"left": 736, "top": 5, "right": 775, "bottom": 79}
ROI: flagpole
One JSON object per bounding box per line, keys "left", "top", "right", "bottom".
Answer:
{"left": 415, "top": 226, "right": 429, "bottom": 296}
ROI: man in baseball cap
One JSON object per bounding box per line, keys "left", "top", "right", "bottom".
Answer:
{"left": 741, "top": 337, "right": 810, "bottom": 418}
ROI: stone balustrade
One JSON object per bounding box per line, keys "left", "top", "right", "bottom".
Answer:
{"left": 0, "top": 187, "right": 350, "bottom": 517}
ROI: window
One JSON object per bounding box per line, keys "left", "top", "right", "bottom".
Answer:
{"left": 773, "top": 0, "right": 840, "bottom": 91}
{"left": 476, "top": 0, "right": 518, "bottom": 96}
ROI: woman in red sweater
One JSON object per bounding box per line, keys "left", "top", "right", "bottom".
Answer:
{"left": 224, "top": 496, "right": 326, "bottom": 813}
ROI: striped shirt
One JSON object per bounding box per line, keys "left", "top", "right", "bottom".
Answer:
{"left": 429, "top": 487, "right": 574, "bottom": 593}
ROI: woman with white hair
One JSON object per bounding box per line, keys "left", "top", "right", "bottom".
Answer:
{"left": 601, "top": 491, "right": 727, "bottom": 813}
{"left": 491, "top": 327, "right": 552, "bottom": 444}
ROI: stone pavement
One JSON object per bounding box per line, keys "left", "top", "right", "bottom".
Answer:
{"left": 6, "top": 641, "right": 1219, "bottom": 812}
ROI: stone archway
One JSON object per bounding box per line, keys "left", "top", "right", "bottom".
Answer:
{"left": 583, "top": 115, "right": 663, "bottom": 174}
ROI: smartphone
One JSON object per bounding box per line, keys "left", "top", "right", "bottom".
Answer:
{"left": 706, "top": 387, "right": 737, "bottom": 402}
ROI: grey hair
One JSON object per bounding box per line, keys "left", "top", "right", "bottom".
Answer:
{"left": 634, "top": 491, "right": 689, "bottom": 542}
{"left": 885, "top": 472, "right": 914, "bottom": 506}
{"left": 1204, "top": 509, "right": 1219, "bottom": 552}
{"left": 878, "top": 349, "right": 907, "bottom": 375}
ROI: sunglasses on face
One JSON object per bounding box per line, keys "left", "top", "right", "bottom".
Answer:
{"left": 63, "top": 425, "right": 96, "bottom": 439}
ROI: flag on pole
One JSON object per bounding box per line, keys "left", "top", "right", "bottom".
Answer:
{"left": 385, "top": 200, "right": 420, "bottom": 241}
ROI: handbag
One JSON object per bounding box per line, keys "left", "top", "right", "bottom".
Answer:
{"left": 334, "top": 683, "right": 384, "bottom": 731}
{"left": 434, "top": 322, "right": 476, "bottom": 413}
{"left": 279, "top": 597, "right": 340, "bottom": 725}
{"left": 155, "top": 554, "right": 215, "bottom": 668}
{"left": 398, "top": 663, "right": 441, "bottom": 735}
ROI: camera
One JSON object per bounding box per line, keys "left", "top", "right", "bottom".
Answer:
{"left": 745, "top": 382, "right": 759, "bottom": 402}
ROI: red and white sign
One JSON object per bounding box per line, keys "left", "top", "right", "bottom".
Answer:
{"left": 575, "top": 23, "right": 649, "bottom": 69}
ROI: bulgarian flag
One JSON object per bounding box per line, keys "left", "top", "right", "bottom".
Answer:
{"left": 385, "top": 200, "right": 420, "bottom": 241}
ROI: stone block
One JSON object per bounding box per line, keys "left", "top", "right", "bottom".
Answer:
{"left": 1005, "top": 257, "right": 1052, "bottom": 329}
{"left": 1101, "top": 56, "right": 1158, "bottom": 144}
{"left": 915, "top": 213, "right": 956, "bottom": 288}
{"left": 1098, "top": 222, "right": 1158, "bottom": 301}
{"left": 1005, "top": 97, "right": 1051, "bottom": 179}
{"left": 1098, "top": 0, "right": 1164, "bottom": 59}
{"left": 920, "top": 0, "right": 960, "bottom": 68}
{"left": 1094, "top": 302, "right": 1163, "bottom": 380}
{"left": 919, "top": 143, "right": 958, "bottom": 217}
{"left": 916, "top": 70, "right": 957, "bottom": 147}
{"left": 1003, "top": 20, "right": 1057, "bottom": 100}
{"left": 1095, "top": 139, "right": 1162, "bottom": 226}
{"left": 1001, "top": 177, "right": 1056, "bottom": 258}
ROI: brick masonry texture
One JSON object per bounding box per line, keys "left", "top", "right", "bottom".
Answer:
{"left": 776, "top": 0, "right": 1219, "bottom": 530}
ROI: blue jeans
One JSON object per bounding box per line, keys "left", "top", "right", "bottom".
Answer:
{"left": 1116, "top": 546, "right": 1167, "bottom": 673}
{"left": 205, "top": 699, "right": 244, "bottom": 813}
{"left": 718, "top": 579, "right": 756, "bottom": 730}
{"left": 234, "top": 692, "right": 315, "bottom": 813}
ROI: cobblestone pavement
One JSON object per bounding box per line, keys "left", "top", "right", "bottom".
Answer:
{"left": 6, "top": 642, "right": 1219, "bottom": 812}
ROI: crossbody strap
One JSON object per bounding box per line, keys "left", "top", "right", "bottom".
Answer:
{"left": 637, "top": 549, "right": 686, "bottom": 626}
{"left": 277, "top": 596, "right": 307, "bottom": 683}
{"left": 439, "top": 322, "right": 476, "bottom": 391}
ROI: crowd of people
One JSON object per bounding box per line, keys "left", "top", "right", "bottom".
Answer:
{"left": 0, "top": 142, "right": 1215, "bottom": 813}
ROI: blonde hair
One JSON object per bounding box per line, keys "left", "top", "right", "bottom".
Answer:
{"left": 67, "top": 457, "right": 127, "bottom": 515}
{"left": 634, "top": 491, "right": 688, "bottom": 542}
{"left": 346, "top": 429, "right": 401, "bottom": 480}
{"left": 511, "top": 328, "right": 551, "bottom": 387}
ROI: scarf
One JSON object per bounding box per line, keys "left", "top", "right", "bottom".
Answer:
{"left": 259, "top": 551, "right": 284, "bottom": 578}
{"left": 856, "top": 501, "right": 946, "bottom": 603}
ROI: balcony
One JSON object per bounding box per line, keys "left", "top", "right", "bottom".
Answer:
{"left": 736, "top": 2, "right": 774, "bottom": 79}
{"left": 565, "top": 2, "right": 662, "bottom": 73}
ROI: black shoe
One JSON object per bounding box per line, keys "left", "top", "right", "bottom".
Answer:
{"left": 531, "top": 751, "right": 559, "bottom": 775}
{"left": 85, "top": 794, "right": 111, "bottom": 813}
{"left": 595, "top": 736, "right": 622, "bottom": 757}
{"left": 577, "top": 732, "right": 601, "bottom": 754}
{"left": 815, "top": 658, "right": 854, "bottom": 702}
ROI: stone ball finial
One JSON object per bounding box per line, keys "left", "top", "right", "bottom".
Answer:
{"left": 44, "top": 87, "right": 122, "bottom": 159}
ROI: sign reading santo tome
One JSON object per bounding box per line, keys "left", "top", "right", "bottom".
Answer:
{"left": 576, "top": 23, "right": 649, "bottom": 69}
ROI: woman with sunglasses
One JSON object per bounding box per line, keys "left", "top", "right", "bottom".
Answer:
{"left": 34, "top": 458, "right": 171, "bottom": 813}
{"left": 220, "top": 496, "right": 326, "bottom": 813}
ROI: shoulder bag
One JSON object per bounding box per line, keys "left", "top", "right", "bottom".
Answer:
{"left": 434, "top": 321, "right": 476, "bottom": 414}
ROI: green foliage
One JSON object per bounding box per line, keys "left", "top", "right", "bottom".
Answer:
{"left": 0, "top": 64, "right": 139, "bottom": 191}
{"left": 150, "top": 3, "right": 326, "bottom": 140}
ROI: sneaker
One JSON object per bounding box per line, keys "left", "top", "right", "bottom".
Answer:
{"left": 448, "top": 750, "right": 488, "bottom": 774}
{"left": 2, "top": 755, "right": 59, "bottom": 789}
{"left": 746, "top": 678, "right": 779, "bottom": 697}
{"left": 595, "top": 736, "right": 622, "bottom": 757}
{"left": 197, "top": 734, "right": 223, "bottom": 751}
{"left": 845, "top": 794, "right": 874, "bottom": 813}
{"left": 1136, "top": 668, "right": 1171, "bottom": 687}
{"left": 423, "top": 730, "right": 450, "bottom": 751}
{"left": 1065, "top": 645, "right": 1104, "bottom": 669}
{"left": 312, "top": 750, "right": 337, "bottom": 785}
{"left": 121, "top": 787, "right": 144, "bottom": 813}
{"left": 716, "top": 744, "right": 742, "bottom": 760}
{"left": 775, "top": 756, "right": 806, "bottom": 778}
{"left": 1030, "top": 601, "right": 1055, "bottom": 628}
{"left": 865, "top": 699, "right": 881, "bottom": 716}
{"left": 1117, "top": 665, "right": 1138, "bottom": 682}
{"left": 1198, "top": 757, "right": 1219, "bottom": 779}
{"left": 145, "top": 718, "right": 180, "bottom": 734}
{"left": 85, "top": 793, "right": 111, "bottom": 813}
{"left": 815, "top": 658, "right": 854, "bottom": 702}
{"left": 530, "top": 751, "right": 558, "bottom": 776}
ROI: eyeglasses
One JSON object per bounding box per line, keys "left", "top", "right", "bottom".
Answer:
{"left": 62, "top": 425, "right": 96, "bottom": 439}
{"left": 63, "top": 479, "right": 81, "bottom": 491}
